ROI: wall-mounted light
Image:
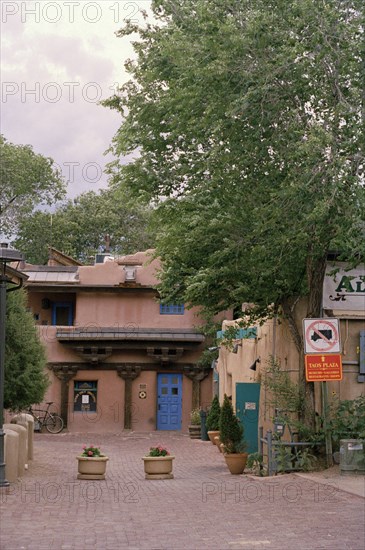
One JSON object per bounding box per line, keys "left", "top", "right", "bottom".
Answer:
{"left": 249, "top": 357, "right": 261, "bottom": 371}
{"left": 41, "top": 298, "right": 51, "bottom": 309}
{"left": 208, "top": 346, "right": 220, "bottom": 352}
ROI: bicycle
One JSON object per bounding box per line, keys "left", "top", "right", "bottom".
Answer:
{"left": 27, "top": 402, "right": 64, "bottom": 434}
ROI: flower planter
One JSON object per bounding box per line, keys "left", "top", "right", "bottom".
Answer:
{"left": 142, "top": 455, "right": 175, "bottom": 479}
{"left": 214, "top": 435, "right": 224, "bottom": 452}
{"left": 208, "top": 431, "right": 220, "bottom": 445}
{"left": 76, "top": 456, "right": 109, "bottom": 480}
{"left": 188, "top": 425, "right": 201, "bottom": 439}
{"left": 224, "top": 453, "right": 248, "bottom": 475}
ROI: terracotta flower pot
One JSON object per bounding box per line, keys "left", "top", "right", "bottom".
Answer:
{"left": 224, "top": 453, "right": 248, "bottom": 475}
{"left": 208, "top": 431, "right": 220, "bottom": 445}
{"left": 214, "top": 436, "right": 224, "bottom": 452}
{"left": 142, "top": 455, "right": 175, "bottom": 479}
{"left": 76, "top": 456, "right": 109, "bottom": 480}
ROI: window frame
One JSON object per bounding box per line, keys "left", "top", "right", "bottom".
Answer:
{"left": 52, "top": 302, "right": 73, "bottom": 326}
{"left": 159, "top": 304, "right": 185, "bottom": 315}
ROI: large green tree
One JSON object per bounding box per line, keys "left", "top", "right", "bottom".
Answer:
{"left": 0, "top": 135, "right": 66, "bottom": 236}
{"left": 5, "top": 288, "right": 49, "bottom": 410}
{"left": 104, "top": 0, "right": 364, "bottom": 417}
{"left": 14, "top": 186, "right": 156, "bottom": 264}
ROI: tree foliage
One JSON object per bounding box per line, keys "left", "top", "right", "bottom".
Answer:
{"left": 105, "top": 0, "right": 364, "bottom": 422}
{"left": 0, "top": 135, "right": 66, "bottom": 236}
{"left": 13, "top": 186, "right": 156, "bottom": 264}
{"left": 5, "top": 289, "right": 49, "bottom": 410}
{"left": 105, "top": 0, "right": 364, "bottom": 326}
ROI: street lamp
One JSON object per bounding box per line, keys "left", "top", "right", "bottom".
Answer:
{"left": 0, "top": 243, "right": 24, "bottom": 487}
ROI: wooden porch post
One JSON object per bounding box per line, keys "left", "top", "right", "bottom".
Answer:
{"left": 117, "top": 365, "right": 141, "bottom": 429}
{"left": 52, "top": 367, "right": 78, "bottom": 427}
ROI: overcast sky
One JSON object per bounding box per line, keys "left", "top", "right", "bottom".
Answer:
{"left": 1, "top": 0, "right": 150, "bottom": 198}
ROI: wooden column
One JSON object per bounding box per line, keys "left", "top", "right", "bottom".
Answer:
{"left": 51, "top": 366, "right": 78, "bottom": 427}
{"left": 191, "top": 379, "right": 200, "bottom": 410}
{"left": 117, "top": 366, "right": 141, "bottom": 429}
{"left": 183, "top": 366, "right": 210, "bottom": 411}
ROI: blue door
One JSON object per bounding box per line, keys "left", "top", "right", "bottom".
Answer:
{"left": 236, "top": 383, "right": 261, "bottom": 454}
{"left": 157, "top": 374, "right": 182, "bottom": 430}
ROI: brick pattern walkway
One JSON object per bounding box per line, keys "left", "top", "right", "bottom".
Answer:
{"left": 0, "top": 432, "right": 364, "bottom": 550}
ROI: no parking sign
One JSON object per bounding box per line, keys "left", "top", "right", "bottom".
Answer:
{"left": 303, "top": 318, "right": 341, "bottom": 354}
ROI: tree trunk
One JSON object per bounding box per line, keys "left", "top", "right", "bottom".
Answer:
{"left": 306, "top": 254, "right": 327, "bottom": 319}
{"left": 281, "top": 250, "right": 327, "bottom": 431}
{"left": 302, "top": 253, "right": 328, "bottom": 426}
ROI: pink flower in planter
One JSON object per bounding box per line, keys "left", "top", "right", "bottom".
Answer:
{"left": 81, "top": 445, "right": 103, "bottom": 457}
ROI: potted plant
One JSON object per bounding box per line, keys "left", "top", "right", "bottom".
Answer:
{"left": 219, "top": 394, "right": 248, "bottom": 474}
{"left": 188, "top": 408, "right": 201, "bottom": 439}
{"left": 206, "top": 395, "right": 221, "bottom": 444}
{"left": 142, "top": 445, "right": 175, "bottom": 479}
{"left": 76, "top": 444, "right": 109, "bottom": 480}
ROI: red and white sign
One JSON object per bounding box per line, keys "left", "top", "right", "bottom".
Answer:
{"left": 303, "top": 318, "right": 341, "bottom": 354}
{"left": 305, "top": 354, "right": 343, "bottom": 382}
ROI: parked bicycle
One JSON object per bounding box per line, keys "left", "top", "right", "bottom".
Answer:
{"left": 27, "top": 402, "right": 64, "bottom": 434}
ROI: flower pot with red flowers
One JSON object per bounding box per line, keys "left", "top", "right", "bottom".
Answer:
{"left": 142, "top": 445, "right": 175, "bottom": 479}
{"left": 77, "top": 445, "right": 109, "bottom": 480}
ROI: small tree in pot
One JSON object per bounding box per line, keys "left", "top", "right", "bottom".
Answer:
{"left": 219, "top": 394, "right": 247, "bottom": 474}
{"left": 206, "top": 395, "right": 221, "bottom": 444}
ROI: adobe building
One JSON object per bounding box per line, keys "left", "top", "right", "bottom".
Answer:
{"left": 22, "top": 248, "right": 215, "bottom": 433}
{"left": 215, "top": 261, "right": 365, "bottom": 452}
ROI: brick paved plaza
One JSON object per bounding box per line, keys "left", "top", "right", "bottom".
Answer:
{"left": 0, "top": 432, "right": 364, "bottom": 550}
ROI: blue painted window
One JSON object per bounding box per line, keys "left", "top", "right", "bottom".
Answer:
{"left": 52, "top": 302, "right": 73, "bottom": 326}
{"left": 160, "top": 304, "right": 185, "bottom": 315}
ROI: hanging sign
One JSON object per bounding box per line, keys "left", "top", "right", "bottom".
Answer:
{"left": 303, "top": 318, "right": 341, "bottom": 354}
{"left": 305, "top": 354, "right": 343, "bottom": 382}
{"left": 323, "top": 262, "right": 365, "bottom": 313}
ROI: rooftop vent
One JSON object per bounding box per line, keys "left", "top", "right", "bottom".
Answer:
{"left": 124, "top": 266, "right": 137, "bottom": 281}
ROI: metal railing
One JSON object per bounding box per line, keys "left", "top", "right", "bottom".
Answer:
{"left": 259, "top": 427, "right": 325, "bottom": 476}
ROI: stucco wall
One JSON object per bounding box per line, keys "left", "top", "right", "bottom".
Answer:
{"left": 74, "top": 291, "right": 202, "bottom": 329}
{"left": 67, "top": 370, "right": 125, "bottom": 433}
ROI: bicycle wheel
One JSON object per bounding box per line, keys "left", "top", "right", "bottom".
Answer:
{"left": 45, "top": 414, "right": 64, "bottom": 434}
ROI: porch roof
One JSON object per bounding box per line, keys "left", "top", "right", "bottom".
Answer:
{"left": 56, "top": 327, "right": 205, "bottom": 343}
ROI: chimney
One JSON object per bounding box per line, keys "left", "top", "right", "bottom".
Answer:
{"left": 105, "top": 234, "right": 110, "bottom": 253}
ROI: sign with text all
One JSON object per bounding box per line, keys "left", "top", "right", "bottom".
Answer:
{"left": 305, "top": 354, "right": 343, "bottom": 382}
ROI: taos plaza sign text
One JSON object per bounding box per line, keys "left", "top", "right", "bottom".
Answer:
{"left": 305, "top": 354, "right": 343, "bottom": 382}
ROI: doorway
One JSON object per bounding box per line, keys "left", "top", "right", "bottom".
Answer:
{"left": 157, "top": 374, "right": 182, "bottom": 430}
{"left": 236, "top": 383, "right": 261, "bottom": 453}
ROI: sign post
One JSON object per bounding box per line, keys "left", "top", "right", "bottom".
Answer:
{"left": 303, "top": 319, "right": 342, "bottom": 468}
